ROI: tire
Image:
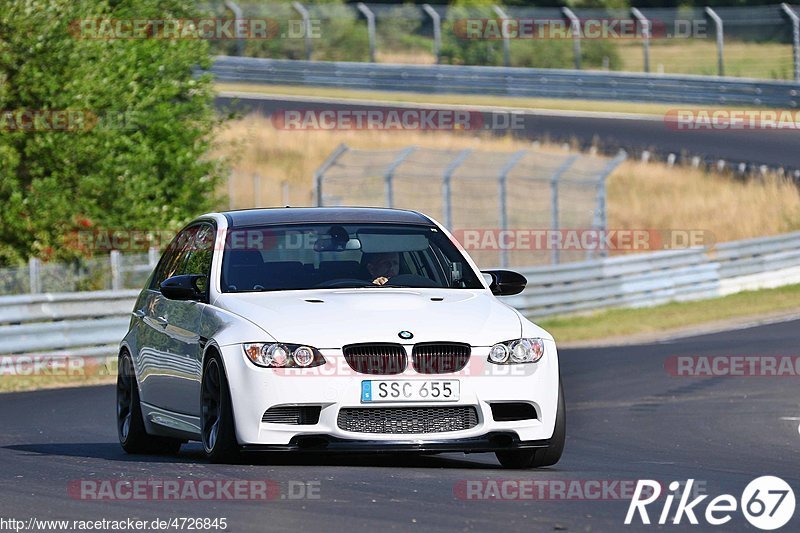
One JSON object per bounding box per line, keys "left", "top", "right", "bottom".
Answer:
{"left": 200, "top": 353, "right": 240, "bottom": 463}
{"left": 496, "top": 381, "right": 566, "bottom": 469}
{"left": 117, "top": 351, "right": 182, "bottom": 455}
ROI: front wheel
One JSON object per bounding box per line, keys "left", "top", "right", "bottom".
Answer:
{"left": 496, "top": 382, "right": 565, "bottom": 469}
{"left": 117, "top": 351, "right": 182, "bottom": 455}
{"left": 200, "top": 354, "right": 240, "bottom": 463}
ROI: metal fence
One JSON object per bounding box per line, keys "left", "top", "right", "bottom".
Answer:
{"left": 207, "top": 2, "right": 800, "bottom": 80}
{"left": 312, "top": 144, "right": 626, "bottom": 267}
{"left": 210, "top": 56, "right": 800, "bottom": 107}
{"left": 2, "top": 230, "right": 799, "bottom": 359}
{"left": 0, "top": 250, "right": 158, "bottom": 296}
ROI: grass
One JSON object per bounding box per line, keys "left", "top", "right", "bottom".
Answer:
{"left": 376, "top": 49, "right": 437, "bottom": 65}
{"left": 214, "top": 116, "right": 800, "bottom": 244}
{"left": 216, "top": 82, "right": 776, "bottom": 117}
{"left": 617, "top": 40, "right": 795, "bottom": 80}
{"left": 0, "top": 357, "right": 116, "bottom": 393}
{"left": 538, "top": 283, "right": 800, "bottom": 343}
{"left": 375, "top": 40, "right": 796, "bottom": 80}
{"left": 607, "top": 161, "right": 800, "bottom": 243}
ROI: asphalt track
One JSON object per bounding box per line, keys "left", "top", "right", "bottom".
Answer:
{"left": 216, "top": 93, "right": 800, "bottom": 173}
{"left": 1, "top": 319, "right": 798, "bottom": 532}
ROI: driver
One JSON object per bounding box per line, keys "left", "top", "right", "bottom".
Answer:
{"left": 364, "top": 252, "right": 400, "bottom": 285}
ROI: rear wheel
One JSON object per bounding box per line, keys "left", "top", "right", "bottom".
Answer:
{"left": 201, "top": 354, "right": 240, "bottom": 463}
{"left": 117, "top": 351, "right": 182, "bottom": 455}
{"left": 496, "top": 382, "right": 565, "bottom": 469}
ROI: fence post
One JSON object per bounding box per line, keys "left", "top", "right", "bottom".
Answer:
{"left": 442, "top": 149, "right": 473, "bottom": 230}
{"left": 28, "top": 257, "right": 41, "bottom": 294}
{"left": 591, "top": 151, "right": 627, "bottom": 260}
{"left": 384, "top": 147, "right": 416, "bottom": 208}
{"left": 313, "top": 143, "right": 349, "bottom": 206}
{"left": 497, "top": 150, "right": 527, "bottom": 268}
{"left": 228, "top": 171, "right": 236, "bottom": 210}
{"left": 562, "top": 7, "right": 582, "bottom": 70}
{"left": 253, "top": 173, "right": 261, "bottom": 207}
{"left": 148, "top": 247, "right": 159, "bottom": 268}
{"left": 705, "top": 7, "right": 725, "bottom": 77}
{"left": 422, "top": 4, "right": 442, "bottom": 64}
{"left": 292, "top": 1, "right": 313, "bottom": 60}
{"left": 631, "top": 8, "right": 651, "bottom": 73}
{"left": 783, "top": 3, "right": 800, "bottom": 83}
{"left": 110, "top": 250, "right": 122, "bottom": 291}
{"left": 357, "top": 3, "right": 376, "bottom": 63}
{"left": 492, "top": 5, "right": 511, "bottom": 67}
{"left": 549, "top": 155, "right": 579, "bottom": 265}
{"left": 224, "top": 0, "right": 245, "bottom": 57}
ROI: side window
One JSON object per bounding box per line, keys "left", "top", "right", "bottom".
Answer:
{"left": 402, "top": 252, "right": 420, "bottom": 276}
{"left": 407, "top": 249, "right": 442, "bottom": 284}
{"left": 149, "top": 226, "right": 198, "bottom": 289}
{"left": 181, "top": 224, "right": 215, "bottom": 293}
{"left": 431, "top": 244, "right": 467, "bottom": 287}
{"left": 423, "top": 246, "right": 452, "bottom": 286}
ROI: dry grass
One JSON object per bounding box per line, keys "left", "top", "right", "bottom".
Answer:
{"left": 0, "top": 358, "right": 116, "bottom": 394}
{"left": 376, "top": 50, "right": 436, "bottom": 65}
{"left": 608, "top": 161, "right": 800, "bottom": 242}
{"left": 214, "top": 115, "right": 800, "bottom": 243}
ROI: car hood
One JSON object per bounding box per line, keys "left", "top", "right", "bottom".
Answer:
{"left": 215, "top": 288, "right": 523, "bottom": 348}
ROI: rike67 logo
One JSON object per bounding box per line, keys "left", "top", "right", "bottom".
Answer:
{"left": 625, "top": 477, "right": 795, "bottom": 530}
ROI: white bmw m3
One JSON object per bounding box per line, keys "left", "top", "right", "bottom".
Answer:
{"left": 117, "top": 207, "right": 565, "bottom": 467}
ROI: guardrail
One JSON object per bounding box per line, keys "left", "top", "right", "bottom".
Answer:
{"left": 506, "top": 231, "right": 800, "bottom": 318}
{"left": 210, "top": 56, "right": 800, "bottom": 108}
{"left": 0, "top": 290, "right": 138, "bottom": 358}
{"left": 1, "top": 231, "right": 799, "bottom": 359}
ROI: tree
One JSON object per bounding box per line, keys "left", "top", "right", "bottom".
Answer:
{"left": 0, "top": 0, "right": 226, "bottom": 265}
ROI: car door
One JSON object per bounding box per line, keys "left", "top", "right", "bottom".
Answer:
{"left": 138, "top": 224, "right": 214, "bottom": 416}
{"left": 133, "top": 227, "right": 192, "bottom": 410}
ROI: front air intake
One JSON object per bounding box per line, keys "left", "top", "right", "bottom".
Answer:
{"left": 489, "top": 403, "right": 538, "bottom": 422}
{"left": 337, "top": 406, "right": 479, "bottom": 434}
{"left": 261, "top": 406, "right": 321, "bottom": 425}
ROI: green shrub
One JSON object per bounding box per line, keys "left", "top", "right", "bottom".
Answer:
{"left": 0, "top": 0, "right": 226, "bottom": 266}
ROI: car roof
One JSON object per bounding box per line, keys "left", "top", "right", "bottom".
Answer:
{"left": 220, "top": 207, "right": 433, "bottom": 228}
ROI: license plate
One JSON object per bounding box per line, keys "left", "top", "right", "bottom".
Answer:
{"left": 361, "top": 380, "right": 460, "bottom": 403}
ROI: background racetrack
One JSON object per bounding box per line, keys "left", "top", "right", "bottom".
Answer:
{"left": 1, "top": 319, "right": 798, "bottom": 532}
{"left": 217, "top": 93, "right": 800, "bottom": 173}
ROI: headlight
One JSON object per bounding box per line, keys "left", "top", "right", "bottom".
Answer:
{"left": 488, "top": 343, "right": 510, "bottom": 364}
{"left": 243, "top": 343, "right": 325, "bottom": 368}
{"left": 488, "top": 338, "right": 545, "bottom": 365}
{"left": 292, "top": 346, "right": 315, "bottom": 367}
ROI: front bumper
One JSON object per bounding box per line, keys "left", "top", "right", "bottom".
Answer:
{"left": 240, "top": 432, "right": 550, "bottom": 454}
{"left": 220, "top": 341, "right": 560, "bottom": 447}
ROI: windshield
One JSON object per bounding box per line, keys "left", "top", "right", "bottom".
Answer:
{"left": 220, "top": 223, "right": 484, "bottom": 292}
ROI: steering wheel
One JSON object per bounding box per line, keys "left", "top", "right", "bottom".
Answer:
{"left": 314, "top": 278, "right": 374, "bottom": 289}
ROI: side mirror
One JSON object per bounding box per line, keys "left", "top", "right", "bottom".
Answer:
{"left": 482, "top": 270, "right": 527, "bottom": 296}
{"left": 160, "top": 274, "right": 207, "bottom": 301}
